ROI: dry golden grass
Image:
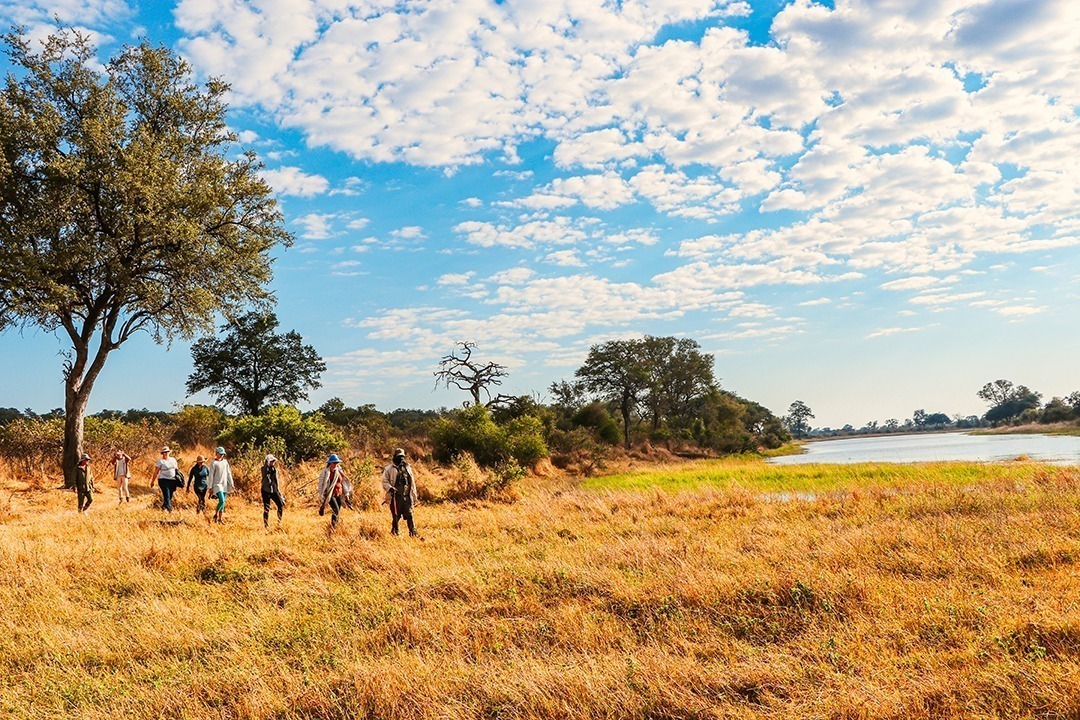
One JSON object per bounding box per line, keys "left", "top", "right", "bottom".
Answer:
{"left": 1, "top": 457, "right": 1079, "bottom": 719}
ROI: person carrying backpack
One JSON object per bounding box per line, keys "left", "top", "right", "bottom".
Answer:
{"left": 316, "top": 454, "right": 352, "bottom": 528}
{"left": 261, "top": 454, "right": 285, "bottom": 527}
{"left": 75, "top": 453, "right": 95, "bottom": 514}
{"left": 381, "top": 448, "right": 418, "bottom": 537}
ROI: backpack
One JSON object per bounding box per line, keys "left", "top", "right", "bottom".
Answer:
{"left": 393, "top": 465, "right": 412, "bottom": 508}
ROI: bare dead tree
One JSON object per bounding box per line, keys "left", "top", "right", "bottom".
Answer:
{"left": 433, "top": 341, "right": 509, "bottom": 406}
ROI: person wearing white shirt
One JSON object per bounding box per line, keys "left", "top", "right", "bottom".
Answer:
{"left": 208, "top": 446, "right": 234, "bottom": 524}
{"left": 153, "top": 446, "right": 179, "bottom": 512}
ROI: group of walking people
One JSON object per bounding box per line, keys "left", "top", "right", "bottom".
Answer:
{"left": 74, "top": 446, "right": 419, "bottom": 535}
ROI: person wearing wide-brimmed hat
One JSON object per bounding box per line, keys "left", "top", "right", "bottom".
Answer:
{"left": 381, "top": 448, "right": 418, "bottom": 537}
{"left": 208, "top": 447, "right": 234, "bottom": 524}
{"left": 111, "top": 450, "right": 131, "bottom": 503}
{"left": 186, "top": 454, "right": 210, "bottom": 514}
{"left": 153, "top": 446, "right": 179, "bottom": 512}
{"left": 316, "top": 454, "right": 352, "bottom": 528}
{"left": 75, "top": 453, "right": 95, "bottom": 514}
{"left": 261, "top": 454, "right": 285, "bottom": 527}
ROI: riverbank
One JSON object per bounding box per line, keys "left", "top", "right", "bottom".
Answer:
{"left": 973, "top": 422, "right": 1080, "bottom": 436}
{"left": 1, "top": 458, "right": 1079, "bottom": 718}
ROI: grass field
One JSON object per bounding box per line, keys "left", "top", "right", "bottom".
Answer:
{"left": 1, "top": 456, "right": 1079, "bottom": 719}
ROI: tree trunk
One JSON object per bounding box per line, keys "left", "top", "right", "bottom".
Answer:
{"left": 62, "top": 384, "right": 89, "bottom": 489}
{"left": 621, "top": 394, "right": 632, "bottom": 450}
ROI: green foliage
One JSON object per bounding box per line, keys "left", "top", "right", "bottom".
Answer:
{"left": 575, "top": 338, "right": 650, "bottom": 449}
{"left": 431, "top": 404, "right": 548, "bottom": 468}
{"left": 217, "top": 406, "right": 344, "bottom": 462}
{"left": 0, "top": 28, "right": 290, "bottom": 484}
{"left": 784, "top": 400, "right": 815, "bottom": 438}
{"left": 978, "top": 380, "right": 1042, "bottom": 425}
{"left": 171, "top": 405, "right": 226, "bottom": 449}
{"left": 571, "top": 403, "right": 621, "bottom": 445}
{"left": 187, "top": 313, "right": 325, "bottom": 415}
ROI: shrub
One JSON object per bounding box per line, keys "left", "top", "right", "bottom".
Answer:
{"left": 0, "top": 416, "right": 168, "bottom": 479}
{"left": 443, "top": 452, "right": 523, "bottom": 503}
{"left": 571, "top": 403, "right": 621, "bottom": 445}
{"left": 217, "top": 406, "right": 345, "bottom": 462}
{"left": 0, "top": 417, "right": 63, "bottom": 477}
{"left": 171, "top": 405, "right": 226, "bottom": 448}
{"left": 84, "top": 417, "right": 168, "bottom": 459}
{"left": 431, "top": 404, "right": 547, "bottom": 468}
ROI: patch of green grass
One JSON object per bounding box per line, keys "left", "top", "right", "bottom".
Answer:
{"left": 583, "top": 457, "right": 1047, "bottom": 493}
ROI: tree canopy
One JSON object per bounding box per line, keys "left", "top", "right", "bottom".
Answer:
{"left": 977, "top": 379, "right": 1042, "bottom": 424}
{"left": 0, "top": 28, "right": 291, "bottom": 483}
{"left": 784, "top": 400, "right": 814, "bottom": 438}
{"left": 187, "top": 312, "right": 324, "bottom": 415}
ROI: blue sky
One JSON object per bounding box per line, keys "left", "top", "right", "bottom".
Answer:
{"left": 1, "top": 0, "right": 1078, "bottom": 428}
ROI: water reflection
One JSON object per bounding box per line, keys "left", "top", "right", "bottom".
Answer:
{"left": 768, "top": 432, "right": 1080, "bottom": 465}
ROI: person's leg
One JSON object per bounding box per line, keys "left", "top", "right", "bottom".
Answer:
{"left": 329, "top": 496, "right": 341, "bottom": 527}
{"left": 83, "top": 487, "right": 93, "bottom": 512}
{"left": 196, "top": 488, "right": 206, "bottom": 513}
{"left": 158, "top": 479, "right": 170, "bottom": 511}
{"left": 215, "top": 491, "right": 227, "bottom": 521}
{"left": 117, "top": 476, "right": 124, "bottom": 503}
{"left": 261, "top": 490, "right": 271, "bottom": 526}
{"left": 403, "top": 508, "right": 416, "bottom": 537}
{"left": 273, "top": 492, "right": 284, "bottom": 522}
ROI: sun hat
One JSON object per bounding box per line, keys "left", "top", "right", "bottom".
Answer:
{"left": 266, "top": 454, "right": 277, "bottom": 463}
{"left": 215, "top": 446, "right": 226, "bottom": 456}
{"left": 80, "top": 453, "right": 91, "bottom": 462}
{"left": 161, "top": 446, "right": 170, "bottom": 453}
{"left": 196, "top": 455, "right": 206, "bottom": 462}
{"left": 327, "top": 453, "right": 341, "bottom": 464}
{"left": 393, "top": 448, "right": 405, "bottom": 458}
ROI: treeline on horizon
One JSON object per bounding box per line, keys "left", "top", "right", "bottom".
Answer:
{"left": 0, "top": 336, "right": 792, "bottom": 485}
{"left": 806, "top": 379, "right": 1080, "bottom": 437}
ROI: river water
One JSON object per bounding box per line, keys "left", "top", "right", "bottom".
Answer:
{"left": 767, "top": 431, "right": 1080, "bottom": 465}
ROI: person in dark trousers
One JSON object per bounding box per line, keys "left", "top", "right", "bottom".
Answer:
{"left": 381, "top": 448, "right": 418, "bottom": 537}
{"left": 75, "top": 453, "right": 95, "bottom": 514}
{"left": 261, "top": 454, "right": 285, "bottom": 527}
{"left": 316, "top": 454, "right": 352, "bottom": 529}
{"left": 186, "top": 455, "right": 210, "bottom": 514}
{"left": 153, "top": 446, "right": 179, "bottom": 512}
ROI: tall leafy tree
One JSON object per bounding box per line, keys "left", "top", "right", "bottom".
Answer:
{"left": 976, "top": 379, "right": 1041, "bottom": 424}
{"left": 784, "top": 400, "right": 814, "bottom": 438}
{"left": 640, "top": 336, "right": 717, "bottom": 431}
{"left": 0, "top": 29, "right": 291, "bottom": 485}
{"left": 575, "top": 339, "right": 649, "bottom": 449}
{"left": 187, "top": 313, "right": 325, "bottom": 415}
